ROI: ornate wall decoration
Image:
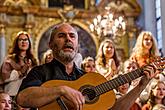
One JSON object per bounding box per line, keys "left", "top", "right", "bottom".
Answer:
{"left": 0, "top": 0, "right": 142, "bottom": 63}
{"left": 3, "top": 0, "right": 31, "bottom": 7}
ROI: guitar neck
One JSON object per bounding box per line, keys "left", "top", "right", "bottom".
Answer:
{"left": 95, "top": 68, "right": 143, "bottom": 96}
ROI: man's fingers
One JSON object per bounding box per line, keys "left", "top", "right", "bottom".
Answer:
{"left": 67, "top": 91, "right": 84, "bottom": 110}
{"left": 75, "top": 92, "right": 84, "bottom": 110}
{"left": 62, "top": 86, "right": 85, "bottom": 110}
{"left": 143, "top": 65, "right": 156, "bottom": 79}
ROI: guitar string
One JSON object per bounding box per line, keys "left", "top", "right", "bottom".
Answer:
{"left": 94, "top": 68, "right": 143, "bottom": 96}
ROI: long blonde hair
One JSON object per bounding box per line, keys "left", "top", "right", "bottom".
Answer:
{"left": 96, "top": 39, "right": 120, "bottom": 68}
{"left": 148, "top": 81, "right": 165, "bottom": 108}
{"left": 131, "top": 31, "right": 160, "bottom": 57}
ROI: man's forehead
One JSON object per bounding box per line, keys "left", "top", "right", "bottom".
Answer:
{"left": 57, "top": 23, "right": 76, "bottom": 32}
{"left": 50, "top": 23, "right": 78, "bottom": 41}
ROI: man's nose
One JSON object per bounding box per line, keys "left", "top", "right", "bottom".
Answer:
{"left": 5, "top": 102, "right": 10, "bottom": 107}
{"left": 65, "top": 34, "right": 72, "bottom": 41}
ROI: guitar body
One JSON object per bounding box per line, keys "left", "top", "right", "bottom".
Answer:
{"left": 39, "top": 72, "right": 116, "bottom": 110}
{"left": 38, "top": 57, "right": 165, "bottom": 110}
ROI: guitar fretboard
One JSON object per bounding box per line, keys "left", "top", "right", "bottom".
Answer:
{"left": 95, "top": 68, "right": 143, "bottom": 96}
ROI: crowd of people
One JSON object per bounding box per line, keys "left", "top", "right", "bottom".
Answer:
{"left": 0, "top": 23, "right": 164, "bottom": 110}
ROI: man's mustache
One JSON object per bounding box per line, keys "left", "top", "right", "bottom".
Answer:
{"left": 63, "top": 43, "right": 74, "bottom": 50}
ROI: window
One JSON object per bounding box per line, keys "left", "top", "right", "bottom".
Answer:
{"left": 155, "top": 0, "right": 162, "bottom": 49}
{"left": 48, "top": 0, "right": 85, "bottom": 9}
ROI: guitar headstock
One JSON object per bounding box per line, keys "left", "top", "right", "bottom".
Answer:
{"left": 151, "top": 57, "right": 165, "bottom": 70}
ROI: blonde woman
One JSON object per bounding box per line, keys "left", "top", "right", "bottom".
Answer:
{"left": 142, "top": 81, "right": 165, "bottom": 110}
{"left": 0, "top": 91, "right": 12, "bottom": 110}
{"left": 41, "top": 49, "right": 53, "bottom": 64}
{"left": 130, "top": 31, "right": 160, "bottom": 67}
{"left": 95, "top": 39, "right": 120, "bottom": 80}
{"left": 152, "top": 104, "right": 165, "bottom": 110}
{"left": 81, "top": 56, "right": 96, "bottom": 73}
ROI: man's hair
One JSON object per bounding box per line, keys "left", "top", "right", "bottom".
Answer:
{"left": 0, "top": 90, "right": 9, "bottom": 95}
{"left": 49, "top": 23, "right": 77, "bottom": 44}
{"left": 49, "top": 25, "right": 59, "bottom": 44}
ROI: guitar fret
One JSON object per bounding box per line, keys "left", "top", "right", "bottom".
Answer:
{"left": 137, "top": 69, "right": 143, "bottom": 77}
{"left": 124, "top": 74, "right": 131, "bottom": 83}
{"left": 130, "top": 70, "right": 139, "bottom": 80}
{"left": 104, "top": 83, "right": 109, "bottom": 91}
{"left": 122, "top": 74, "right": 129, "bottom": 83}
{"left": 96, "top": 81, "right": 112, "bottom": 95}
{"left": 116, "top": 77, "right": 122, "bottom": 85}
{"left": 133, "top": 71, "right": 137, "bottom": 78}
{"left": 129, "top": 71, "right": 135, "bottom": 80}
{"left": 95, "top": 68, "right": 144, "bottom": 96}
{"left": 101, "top": 85, "right": 106, "bottom": 93}
{"left": 118, "top": 75, "right": 125, "bottom": 85}
{"left": 134, "top": 69, "right": 142, "bottom": 79}
{"left": 113, "top": 78, "right": 120, "bottom": 88}
{"left": 134, "top": 69, "right": 140, "bottom": 78}
{"left": 134, "top": 70, "right": 140, "bottom": 78}
{"left": 95, "top": 86, "right": 100, "bottom": 95}
{"left": 96, "top": 86, "right": 101, "bottom": 95}
{"left": 104, "top": 83, "right": 110, "bottom": 91}
{"left": 110, "top": 79, "right": 117, "bottom": 89}
{"left": 101, "top": 84, "right": 107, "bottom": 93}
{"left": 94, "top": 87, "right": 99, "bottom": 95}
{"left": 94, "top": 65, "right": 152, "bottom": 96}
{"left": 106, "top": 82, "right": 112, "bottom": 90}
{"left": 107, "top": 81, "right": 114, "bottom": 90}
{"left": 97, "top": 85, "right": 104, "bottom": 95}
{"left": 98, "top": 83, "right": 110, "bottom": 95}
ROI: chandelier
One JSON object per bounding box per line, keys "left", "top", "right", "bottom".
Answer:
{"left": 89, "top": 10, "right": 126, "bottom": 41}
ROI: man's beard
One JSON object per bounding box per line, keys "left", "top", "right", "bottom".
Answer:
{"left": 56, "top": 50, "right": 76, "bottom": 63}
{"left": 53, "top": 42, "right": 78, "bottom": 63}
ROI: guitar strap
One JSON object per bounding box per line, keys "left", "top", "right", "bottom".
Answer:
{"left": 56, "top": 97, "right": 68, "bottom": 110}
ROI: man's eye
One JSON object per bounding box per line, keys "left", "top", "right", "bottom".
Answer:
{"left": 9, "top": 100, "right": 12, "bottom": 104}
{"left": 58, "top": 33, "right": 65, "bottom": 38}
{"left": 58, "top": 34, "right": 64, "bottom": 38}
{"left": 70, "top": 34, "right": 76, "bottom": 38}
{"left": 0, "top": 101, "right": 5, "bottom": 103}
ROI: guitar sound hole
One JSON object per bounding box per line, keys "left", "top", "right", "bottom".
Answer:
{"left": 82, "top": 88, "right": 96, "bottom": 100}
{"left": 79, "top": 85, "right": 99, "bottom": 104}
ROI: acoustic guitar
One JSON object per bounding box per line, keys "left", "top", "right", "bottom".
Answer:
{"left": 39, "top": 57, "right": 165, "bottom": 110}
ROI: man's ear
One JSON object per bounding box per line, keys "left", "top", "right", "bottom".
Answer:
{"left": 49, "top": 42, "right": 53, "bottom": 50}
